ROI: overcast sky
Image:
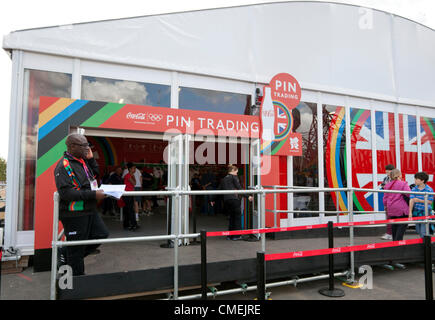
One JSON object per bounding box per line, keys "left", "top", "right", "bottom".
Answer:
{"left": 0, "top": 0, "right": 434, "bottom": 160}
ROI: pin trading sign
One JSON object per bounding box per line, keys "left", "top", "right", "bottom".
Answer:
{"left": 260, "top": 73, "right": 302, "bottom": 156}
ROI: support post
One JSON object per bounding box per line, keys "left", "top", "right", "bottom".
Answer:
{"left": 261, "top": 190, "right": 266, "bottom": 252}
{"left": 424, "top": 235, "right": 433, "bottom": 300}
{"left": 190, "top": 195, "right": 200, "bottom": 245}
{"left": 161, "top": 193, "right": 173, "bottom": 248}
{"left": 50, "top": 192, "right": 60, "bottom": 300}
{"left": 348, "top": 189, "right": 355, "bottom": 283}
{"left": 319, "top": 221, "right": 345, "bottom": 297}
{"left": 424, "top": 194, "right": 429, "bottom": 236}
{"left": 257, "top": 251, "right": 265, "bottom": 300}
{"left": 0, "top": 246, "right": 2, "bottom": 298}
{"left": 273, "top": 186, "right": 277, "bottom": 228}
{"left": 201, "top": 230, "right": 207, "bottom": 300}
{"left": 173, "top": 190, "right": 181, "bottom": 299}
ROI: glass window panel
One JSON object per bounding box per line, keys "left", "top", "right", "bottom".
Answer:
{"left": 81, "top": 76, "right": 171, "bottom": 107}
{"left": 420, "top": 116, "right": 435, "bottom": 190}
{"left": 323, "top": 104, "right": 347, "bottom": 212}
{"left": 375, "top": 111, "right": 397, "bottom": 211}
{"left": 179, "top": 87, "right": 251, "bottom": 115}
{"left": 20, "top": 70, "right": 72, "bottom": 231}
{"left": 399, "top": 114, "right": 419, "bottom": 185}
{"left": 350, "top": 108, "right": 374, "bottom": 212}
{"left": 292, "top": 102, "right": 319, "bottom": 216}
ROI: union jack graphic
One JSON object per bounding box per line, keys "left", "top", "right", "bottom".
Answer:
{"left": 350, "top": 110, "right": 435, "bottom": 212}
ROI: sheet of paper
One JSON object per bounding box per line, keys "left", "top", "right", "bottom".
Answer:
{"left": 99, "top": 184, "right": 126, "bottom": 199}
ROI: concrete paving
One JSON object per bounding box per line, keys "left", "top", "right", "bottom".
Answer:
{"left": 214, "top": 263, "right": 431, "bottom": 300}
{"left": 0, "top": 207, "right": 431, "bottom": 300}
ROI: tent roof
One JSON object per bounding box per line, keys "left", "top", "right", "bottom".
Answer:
{"left": 3, "top": 1, "right": 435, "bottom": 106}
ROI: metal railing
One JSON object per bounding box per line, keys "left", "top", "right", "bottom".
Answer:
{"left": 50, "top": 185, "right": 435, "bottom": 300}
{"left": 0, "top": 182, "right": 6, "bottom": 253}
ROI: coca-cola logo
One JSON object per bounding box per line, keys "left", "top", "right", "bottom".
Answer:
{"left": 126, "top": 112, "right": 146, "bottom": 120}
{"left": 293, "top": 251, "right": 303, "bottom": 257}
{"left": 126, "top": 112, "right": 163, "bottom": 122}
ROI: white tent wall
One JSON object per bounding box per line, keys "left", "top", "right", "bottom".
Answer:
{"left": 3, "top": 2, "right": 435, "bottom": 106}
{"left": 391, "top": 18, "right": 435, "bottom": 106}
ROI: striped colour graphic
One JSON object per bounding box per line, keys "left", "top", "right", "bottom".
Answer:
{"left": 350, "top": 108, "right": 374, "bottom": 212}
{"left": 325, "top": 106, "right": 348, "bottom": 211}
{"left": 35, "top": 97, "right": 125, "bottom": 251}
{"left": 36, "top": 98, "right": 123, "bottom": 177}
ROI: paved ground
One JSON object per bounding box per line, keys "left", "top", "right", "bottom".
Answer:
{"left": 1, "top": 207, "right": 432, "bottom": 300}
{"left": 1, "top": 258, "right": 431, "bottom": 300}
{"left": 214, "top": 264, "right": 431, "bottom": 300}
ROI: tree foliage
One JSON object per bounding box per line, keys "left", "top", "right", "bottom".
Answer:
{"left": 0, "top": 157, "right": 6, "bottom": 182}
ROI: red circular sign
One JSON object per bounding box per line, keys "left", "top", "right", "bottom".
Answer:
{"left": 269, "top": 73, "right": 301, "bottom": 109}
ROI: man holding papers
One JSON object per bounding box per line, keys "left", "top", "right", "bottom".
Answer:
{"left": 54, "top": 133, "right": 109, "bottom": 276}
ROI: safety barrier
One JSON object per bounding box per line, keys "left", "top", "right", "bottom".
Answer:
{"left": 198, "top": 217, "right": 435, "bottom": 301}
{"left": 51, "top": 186, "right": 435, "bottom": 300}
{"left": 0, "top": 183, "right": 6, "bottom": 297}
{"left": 258, "top": 227, "right": 435, "bottom": 300}
{"left": 51, "top": 187, "right": 266, "bottom": 300}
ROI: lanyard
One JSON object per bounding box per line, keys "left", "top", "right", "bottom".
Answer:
{"left": 65, "top": 152, "right": 93, "bottom": 181}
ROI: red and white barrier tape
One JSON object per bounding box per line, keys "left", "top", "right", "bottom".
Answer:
{"left": 206, "top": 215, "right": 435, "bottom": 237}
{"left": 265, "top": 237, "right": 435, "bottom": 261}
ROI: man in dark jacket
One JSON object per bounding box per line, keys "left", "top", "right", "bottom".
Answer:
{"left": 54, "top": 133, "right": 109, "bottom": 276}
{"left": 212, "top": 165, "right": 253, "bottom": 240}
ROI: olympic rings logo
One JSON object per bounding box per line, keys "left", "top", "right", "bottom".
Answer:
{"left": 148, "top": 114, "right": 163, "bottom": 122}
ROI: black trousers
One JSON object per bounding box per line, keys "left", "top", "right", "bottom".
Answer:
{"left": 225, "top": 199, "right": 242, "bottom": 234}
{"left": 122, "top": 196, "right": 137, "bottom": 229}
{"left": 60, "top": 212, "right": 109, "bottom": 276}
{"left": 391, "top": 215, "right": 408, "bottom": 241}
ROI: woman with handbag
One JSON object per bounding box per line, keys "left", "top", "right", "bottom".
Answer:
{"left": 383, "top": 169, "right": 411, "bottom": 241}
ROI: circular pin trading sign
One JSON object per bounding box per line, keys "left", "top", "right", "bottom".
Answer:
{"left": 269, "top": 73, "right": 301, "bottom": 109}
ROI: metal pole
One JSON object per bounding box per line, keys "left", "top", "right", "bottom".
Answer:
{"left": 319, "top": 221, "right": 345, "bottom": 297}
{"left": 328, "top": 221, "right": 335, "bottom": 290}
{"left": 200, "top": 230, "right": 207, "bottom": 300}
{"left": 273, "top": 186, "right": 277, "bottom": 228}
{"left": 193, "top": 195, "right": 197, "bottom": 235}
{"left": 173, "top": 190, "right": 180, "bottom": 300}
{"left": 261, "top": 189, "right": 266, "bottom": 252}
{"left": 0, "top": 244, "right": 2, "bottom": 298}
{"left": 175, "top": 272, "right": 348, "bottom": 300}
{"left": 348, "top": 189, "right": 355, "bottom": 283}
{"left": 167, "top": 195, "right": 172, "bottom": 247}
{"left": 161, "top": 190, "right": 173, "bottom": 248}
{"left": 425, "top": 194, "right": 429, "bottom": 236}
{"left": 424, "top": 235, "right": 433, "bottom": 300}
{"left": 50, "top": 192, "right": 60, "bottom": 300}
{"left": 256, "top": 251, "right": 265, "bottom": 300}
{"left": 336, "top": 191, "right": 339, "bottom": 224}
{"left": 190, "top": 195, "right": 200, "bottom": 245}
